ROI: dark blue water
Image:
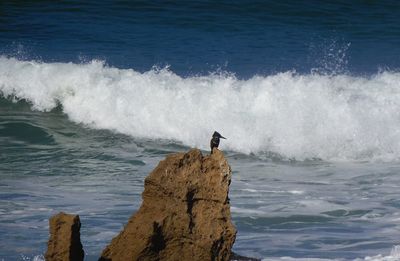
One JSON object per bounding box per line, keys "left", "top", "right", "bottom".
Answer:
{"left": 2, "top": 2, "right": 400, "bottom": 261}
{"left": 1, "top": 1, "right": 400, "bottom": 77}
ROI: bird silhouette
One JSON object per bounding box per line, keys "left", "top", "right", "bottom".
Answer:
{"left": 210, "top": 131, "right": 226, "bottom": 154}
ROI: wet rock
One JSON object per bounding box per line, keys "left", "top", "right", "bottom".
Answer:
{"left": 45, "top": 212, "right": 84, "bottom": 261}
{"left": 99, "top": 148, "right": 236, "bottom": 261}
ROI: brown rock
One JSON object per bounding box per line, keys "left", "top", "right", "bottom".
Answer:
{"left": 99, "top": 148, "right": 236, "bottom": 261}
{"left": 45, "top": 212, "right": 84, "bottom": 261}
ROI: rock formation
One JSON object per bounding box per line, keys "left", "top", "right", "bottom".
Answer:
{"left": 44, "top": 149, "right": 260, "bottom": 260}
{"left": 99, "top": 148, "right": 237, "bottom": 261}
{"left": 45, "top": 212, "right": 84, "bottom": 261}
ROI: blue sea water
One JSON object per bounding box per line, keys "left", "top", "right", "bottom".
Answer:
{"left": 2, "top": 1, "right": 400, "bottom": 260}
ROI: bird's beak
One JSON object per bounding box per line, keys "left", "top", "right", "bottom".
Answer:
{"left": 221, "top": 136, "right": 226, "bottom": 139}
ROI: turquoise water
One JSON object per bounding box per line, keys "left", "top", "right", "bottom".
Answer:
{"left": 2, "top": 1, "right": 400, "bottom": 260}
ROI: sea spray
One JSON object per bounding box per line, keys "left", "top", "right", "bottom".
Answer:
{"left": 2, "top": 56, "right": 400, "bottom": 161}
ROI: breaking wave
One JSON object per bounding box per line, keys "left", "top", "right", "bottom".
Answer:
{"left": 2, "top": 56, "right": 400, "bottom": 161}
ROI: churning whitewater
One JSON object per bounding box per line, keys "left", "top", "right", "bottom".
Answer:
{"left": 1, "top": 56, "right": 400, "bottom": 161}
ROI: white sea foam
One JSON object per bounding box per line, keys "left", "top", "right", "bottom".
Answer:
{"left": 19, "top": 255, "right": 44, "bottom": 261}
{"left": 354, "top": 245, "right": 400, "bottom": 261}
{"left": 261, "top": 245, "right": 400, "bottom": 261}
{"left": 2, "top": 57, "right": 400, "bottom": 161}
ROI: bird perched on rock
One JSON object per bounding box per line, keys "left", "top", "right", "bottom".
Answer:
{"left": 210, "top": 131, "right": 226, "bottom": 154}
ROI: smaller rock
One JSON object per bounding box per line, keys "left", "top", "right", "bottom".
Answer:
{"left": 45, "top": 212, "right": 84, "bottom": 261}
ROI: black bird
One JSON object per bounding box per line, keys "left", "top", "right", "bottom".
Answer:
{"left": 210, "top": 131, "right": 226, "bottom": 154}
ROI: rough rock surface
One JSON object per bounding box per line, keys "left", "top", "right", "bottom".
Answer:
{"left": 99, "top": 148, "right": 236, "bottom": 261}
{"left": 45, "top": 212, "right": 84, "bottom": 261}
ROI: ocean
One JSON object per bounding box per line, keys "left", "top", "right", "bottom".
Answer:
{"left": 1, "top": 1, "right": 400, "bottom": 260}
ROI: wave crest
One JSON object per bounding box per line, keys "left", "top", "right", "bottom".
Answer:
{"left": 2, "top": 57, "right": 400, "bottom": 161}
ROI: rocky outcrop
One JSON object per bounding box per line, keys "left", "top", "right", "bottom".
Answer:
{"left": 45, "top": 212, "right": 84, "bottom": 261}
{"left": 99, "top": 148, "right": 236, "bottom": 261}
{"left": 43, "top": 149, "right": 258, "bottom": 261}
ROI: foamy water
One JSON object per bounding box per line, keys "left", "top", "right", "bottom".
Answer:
{"left": 22, "top": 245, "right": 400, "bottom": 261}
{"left": 2, "top": 57, "right": 400, "bottom": 161}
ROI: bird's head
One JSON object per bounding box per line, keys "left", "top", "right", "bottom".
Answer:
{"left": 213, "top": 131, "right": 226, "bottom": 139}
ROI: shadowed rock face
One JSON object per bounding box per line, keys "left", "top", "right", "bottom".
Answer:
{"left": 99, "top": 148, "right": 237, "bottom": 261}
{"left": 45, "top": 212, "right": 84, "bottom": 261}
